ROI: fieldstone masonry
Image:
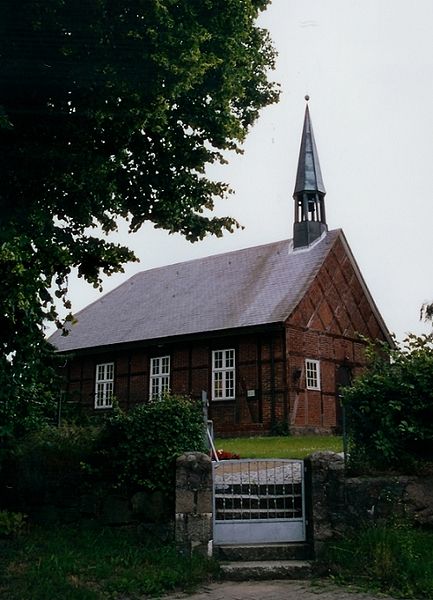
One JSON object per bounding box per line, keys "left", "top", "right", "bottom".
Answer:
{"left": 305, "top": 451, "right": 433, "bottom": 556}
{"left": 175, "top": 452, "right": 213, "bottom": 556}
{"left": 175, "top": 451, "right": 433, "bottom": 558}
{"left": 304, "top": 451, "right": 346, "bottom": 554}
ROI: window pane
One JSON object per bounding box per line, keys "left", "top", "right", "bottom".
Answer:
{"left": 151, "top": 358, "right": 160, "bottom": 375}
{"left": 212, "top": 350, "right": 235, "bottom": 400}
{"left": 95, "top": 364, "right": 114, "bottom": 408}
{"left": 306, "top": 360, "right": 319, "bottom": 389}
{"left": 214, "top": 372, "right": 222, "bottom": 398}
{"left": 214, "top": 351, "right": 222, "bottom": 369}
{"left": 150, "top": 356, "right": 170, "bottom": 399}
{"left": 161, "top": 376, "right": 169, "bottom": 394}
{"left": 225, "top": 370, "right": 234, "bottom": 397}
{"left": 152, "top": 378, "right": 159, "bottom": 398}
{"left": 96, "top": 383, "right": 104, "bottom": 406}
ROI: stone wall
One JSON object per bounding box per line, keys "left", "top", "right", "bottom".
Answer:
{"left": 174, "top": 451, "right": 433, "bottom": 559}
{"left": 305, "top": 451, "right": 433, "bottom": 556}
{"left": 2, "top": 460, "right": 174, "bottom": 540}
{"left": 13, "top": 487, "right": 173, "bottom": 541}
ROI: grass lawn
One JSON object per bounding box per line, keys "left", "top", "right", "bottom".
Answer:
{"left": 214, "top": 435, "right": 343, "bottom": 459}
{"left": 0, "top": 524, "right": 218, "bottom": 600}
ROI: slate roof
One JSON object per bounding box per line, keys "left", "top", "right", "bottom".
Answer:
{"left": 50, "top": 230, "right": 341, "bottom": 353}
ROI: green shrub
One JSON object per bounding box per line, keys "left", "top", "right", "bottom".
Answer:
{"left": 270, "top": 420, "right": 290, "bottom": 436}
{"left": 2, "top": 423, "right": 102, "bottom": 507}
{"left": 343, "top": 335, "right": 433, "bottom": 471}
{"left": 2, "top": 395, "right": 205, "bottom": 515}
{"left": 96, "top": 394, "right": 206, "bottom": 495}
{"left": 0, "top": 510, "right": 26, "bottom": 537}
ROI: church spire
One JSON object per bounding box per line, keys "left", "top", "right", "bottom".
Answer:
{"left": 293, "top": 97, "right": 328, "bottom": 250}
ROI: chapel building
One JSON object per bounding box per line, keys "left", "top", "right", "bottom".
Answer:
{"left": 50, "top": 103, "right": 392, "bottom": 436}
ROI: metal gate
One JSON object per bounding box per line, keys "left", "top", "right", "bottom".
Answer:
{"left": 213, "top": 459, "right": 306, "bottom": 545}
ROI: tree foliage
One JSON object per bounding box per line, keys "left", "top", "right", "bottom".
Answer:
{"left": 343, "top": 335, "right": 433, "bottom": 471}
{"left": 421, "top": 301, "right": 433, "bottom": 322}
{"left": 0, "top": 0, "right": 278, "bottom": 433}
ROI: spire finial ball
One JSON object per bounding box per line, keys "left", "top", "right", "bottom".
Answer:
{"left": 305, "top": 94, "right": 310, "bottom": 102}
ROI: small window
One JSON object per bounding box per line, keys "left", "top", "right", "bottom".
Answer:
{"left": 305, "top": 359, "right": 320, "bottom": 391}
{"left": 150, "top": 356, "right": 170, "bottom": 399}
{"left": 95, "top": 362, "right": 114, "bottom": 409}
{"left": 212, "top": 349, "right": 235, "bottom": 400}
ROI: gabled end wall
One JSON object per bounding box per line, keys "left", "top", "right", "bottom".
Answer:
{"left": 285, "top": 232, "right": 391, "bottom": 431}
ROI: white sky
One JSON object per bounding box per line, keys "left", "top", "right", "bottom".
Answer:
{"left": 56, "top": 0, "right": 433, "bottom": 343}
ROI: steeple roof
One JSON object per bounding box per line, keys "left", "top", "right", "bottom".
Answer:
{"left": 293, "top": 103, "right": 326, "bottom": 196}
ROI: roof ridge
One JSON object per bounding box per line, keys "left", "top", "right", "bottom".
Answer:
{"left": 131, "top": 229, "right": 341, "bottom": 276}
{"left": 134, "top": 237, "right": 291, "bottom": 275}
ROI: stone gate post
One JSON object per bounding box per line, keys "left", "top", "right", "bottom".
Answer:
{"left": 304, "top": 451, "right": 346, "bottom": 556}
{"left": 175, "top": 452, "right": 213, "bottom": 556}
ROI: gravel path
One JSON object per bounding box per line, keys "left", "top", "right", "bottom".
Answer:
{"left": 214, "top": 460, "right": 302, "bottom": 486}
{"left": 162, "top": 580, "right": 396, "bottom": 600}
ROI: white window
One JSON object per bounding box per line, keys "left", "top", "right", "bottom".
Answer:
{"left": 95, "top": 362, "right": 114, "bottom": 409}
{"left": 212, "top": 349, "right": 235, "bottom": 400}
{"left": 150, "top": 356, "right": 170, "bottom": 399}
{"left": 305, "top": 359, "right": 321, "bottom": 391}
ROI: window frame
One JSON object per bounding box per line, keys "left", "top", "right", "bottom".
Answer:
{"left": 94, "top": 362, "right": 114, "bottom": 409}
{"left": 212, "top": 348, "right": 236, "bottom": 401}
{"left": 305, "top": 358, "right": 321, "bottom": 391}
{"left": 149, "top": 355, "right": 170, "bottom": 400}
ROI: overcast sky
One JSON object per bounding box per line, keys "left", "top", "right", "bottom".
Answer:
{"left": 56, "top": 0, "right": 433, "bottom": 343}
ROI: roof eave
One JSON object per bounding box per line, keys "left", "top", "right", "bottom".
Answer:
{"left": 54, "top": 321, "right": 286, "bottom": 357}
{"left": 337, "top": 231, "right": 395, "bottom": 348}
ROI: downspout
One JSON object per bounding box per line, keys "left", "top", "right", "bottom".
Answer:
{"left": 80, "top": 359, "right": 84, "bottom": 405}
{"left": 282, "top": 330, "right": 289, "bottom": 426}
{"left": 126, "top": 353, "right": 131, "bottom": 410}
{"left": 270, "top": 336, "right": 276, "bottom": 429}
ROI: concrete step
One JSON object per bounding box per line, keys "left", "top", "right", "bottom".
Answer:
{"left": 220, "top": 559, "right": 312, "bottom": 581}
{"left": 215, "top": 543, "right": 312, "bottom": 562}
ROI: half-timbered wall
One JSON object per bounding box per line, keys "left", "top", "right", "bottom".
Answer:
{"left": 63, "top": 330, "right": 289, "bottom": 437}
{"left": 285, "top": 236, "right": 388, "bottom": 432}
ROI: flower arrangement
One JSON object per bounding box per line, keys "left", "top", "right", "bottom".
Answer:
{"left": 215, "top": 449, "right": 240, "bottom": 460}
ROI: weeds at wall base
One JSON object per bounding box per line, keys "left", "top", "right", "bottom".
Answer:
{"left": 319, "top": 523, "right": 433, "bottom": 599}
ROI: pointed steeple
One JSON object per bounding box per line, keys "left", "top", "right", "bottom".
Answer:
{"left": 293, "top": 97, "right": 328, "bottom": 250}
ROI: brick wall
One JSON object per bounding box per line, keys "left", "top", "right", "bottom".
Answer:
{"left": 286, "top": 236, "right": 388, "bottom": 432}
{"left": 62, "top": 330, "right": 288, "bottom": 436}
